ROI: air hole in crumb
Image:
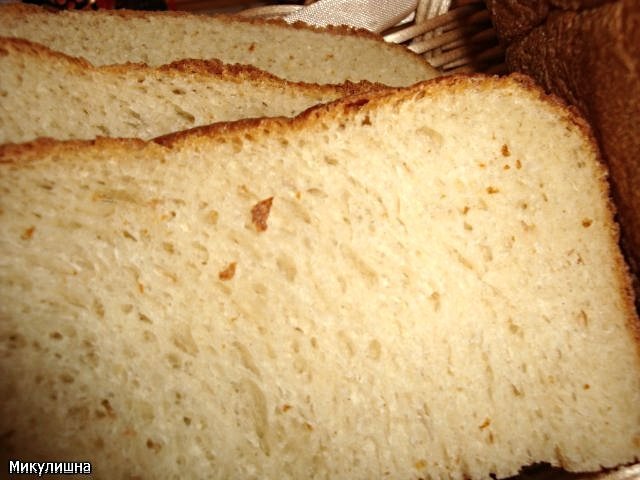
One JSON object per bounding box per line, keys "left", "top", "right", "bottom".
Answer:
{"left": 368, "top": 339, "right": 381, "bottom": 360}
{"left": 93, "top": 299, "right": 105, "bottom": 318}
{"left": 582, "top": 219, "right": 593, "bottom": 228}
{"left": 142, "top": 330, "right": 156, "bottom": 342}
{"left": 59, "top": 373, "right": 75, "bottom": 384}
{"left": 276, "top": 256, "right": 297, "bottom": 282}
{"left": 166, "top": 353, "right": 182, "bottom": 369}
{"left": 218, "top": 262, "right": 237, "bottom": 281}
{"left": 253, "top": 283, "right": 267, "bottom": 295}
{"left": 507, "top": 318, "right": 522, "bottom": 336}
{"left": 511, "top": 384, "right": 523, "bottom": 397}
{"left": 501, "top": 144, "right": 510, "bottom": 156}
{"left": 100, "top": 399, "right": 116, "bottom": 418}
{"left": 305, "top": 188, "right": 325, "bottom": 199}
{"left": 251, "top": 197, "right": 274, "bottom": 232}
{"left": 577, "top": 310, "right": 589, "bottom": 327}
{"left": 121, "top": 304, "right": 134, "bottom": 314}
{"left": 521, "top": 221, "right": 536, "bottom": 232}
{"left": 21, "top": 227, "right": 35, "bottom": 240}
{"left": 122, "top": 230, "right": 137, "bottom": 241}
{"left": 481, "top": 245, "right": 493, "bottom": 262}
{"left": 175, "top": 107, "right": 195, "bottom": 124}
{"left": 429, "top": 292, "right": 441, "bottom": 311}
{"left": 479, "top": 418, "right": 491, "bottom": 429}
{"left": 146, "top": 438, "right": 162, "bottom": 452}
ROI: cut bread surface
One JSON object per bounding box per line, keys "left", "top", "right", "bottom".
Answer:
{"left": 0, "top": 74, "right": 639, "bottom": 480}
{"left": 0, "top": 37, "right": 381, "bottom": 143}
{"left": 0, "top": 3, "right": 438, "bottom": 87}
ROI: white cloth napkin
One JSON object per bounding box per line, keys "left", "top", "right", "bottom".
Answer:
{"left": 284, "top": 0, "right": 418, "bottom": 33}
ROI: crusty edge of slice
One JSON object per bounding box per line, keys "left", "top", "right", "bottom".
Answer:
{"left": 0, "top": 36, "right": 386, "bottom": 98}
{"left": 1, "top": 72, "right": 637, "bottom": 350}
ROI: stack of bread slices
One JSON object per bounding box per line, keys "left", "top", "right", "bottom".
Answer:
{"left": 0, "top": 4, "right": 639, "bottom": 480}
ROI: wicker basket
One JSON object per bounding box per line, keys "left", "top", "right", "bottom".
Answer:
{"left": 236, "top": 0, "right": 505, "bottom": 75}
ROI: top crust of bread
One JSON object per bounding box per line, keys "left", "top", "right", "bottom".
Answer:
{"left": 0, "top": 36, "right": 381, "bottom": 94}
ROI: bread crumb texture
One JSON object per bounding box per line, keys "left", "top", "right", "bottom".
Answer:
{"left": 0, "top": 37, "right": 381, "bottom": 143}
{"left": 0, "top": 3, "right": 437, "bottom": 86}
{"left": 1, "top": 75, "right": 639, "bottom": 480}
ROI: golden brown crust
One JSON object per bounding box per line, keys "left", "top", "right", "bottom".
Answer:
{"left": 0, "top": 36, "right": 384, "bottom": 99}
{"left": 0, "top": 36, "right": 94, "bottom": 70}
{"left": 0, "top": 74, "right": 456, "bottom": 157}
{"left": 0, "top": 136, "right": 151, "bottom": 165}
{"left": 157, "top": 58, "right": 385, "bottom": 96}
{"left": 0, "top": 73, "right": 592, "bottom": 155}
{"left": 154, "top": 73, "right": 596, "bottom": 148}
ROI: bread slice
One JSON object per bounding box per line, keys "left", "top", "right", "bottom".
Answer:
{"left": 489, "top": 0, "right": 640, "bottom": 309}
{"left": 1, "top": 74, "right": 639, "bottom": 479}
{"left": 0, "top": 37, "right": 381, "bottom": 143}
{"left": 0, "top": 3, "right": 438, "bottom": 87}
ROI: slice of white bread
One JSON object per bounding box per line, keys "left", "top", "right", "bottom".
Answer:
{"left": 1, "top": 74, "right": 639, "bottom": 479}
{"left": 0, "top": 3, "right": 438, "bottom": 87}
{"left": 0, "top": 37, "right": 380, "bottom": 143}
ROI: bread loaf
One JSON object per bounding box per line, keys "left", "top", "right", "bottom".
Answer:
{"left": 486, "top": 0, "right": 640, "bottom": 306}
{"left": 0, "top": 2, "right": 438, "bottom": 87}
{"left": 1, "top": 74, "right": 639, "bottom": 479}
{"left": 0, "top": 36, "right": 380, "bottom": 143}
